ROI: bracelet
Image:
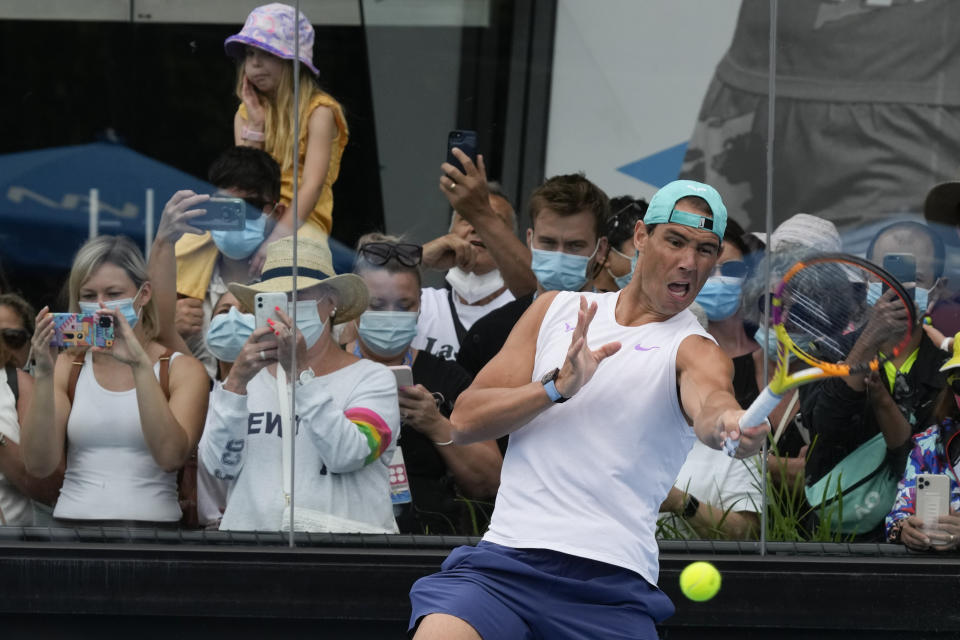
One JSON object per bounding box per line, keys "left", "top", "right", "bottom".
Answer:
{"left": 241, "top": 126, "right": 265, "bottom": 142}
{"left": 0, "top": 433, "right": 6, "bottom": 447}
{"left": 682, "top": 494, "right": 700, "bottom": 519}
{"left": 433, "top": 439, "right": 454, "bottom": 447}
{"left": 940, "top": 337, "right": 952, "bottom": 351}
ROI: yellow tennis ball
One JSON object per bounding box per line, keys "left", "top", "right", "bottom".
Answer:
{"left": 679, "top": 561, "right": 721, "bottom": 602}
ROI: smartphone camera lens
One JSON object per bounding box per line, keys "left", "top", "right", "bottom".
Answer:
{"left": 98, "top": 316, "right": 113, "bottom": 328}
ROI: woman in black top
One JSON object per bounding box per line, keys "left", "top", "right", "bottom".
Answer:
{"left": 344, "top": 233, "right": 502, "bottom": 534}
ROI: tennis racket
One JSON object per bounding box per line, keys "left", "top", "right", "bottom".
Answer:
{"left": 723, "top": 253, "right": 916, "bottom": 456}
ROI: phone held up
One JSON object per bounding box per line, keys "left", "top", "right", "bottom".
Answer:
{"left": 446, "top": 130, "right": 478, "bottom": 174}
{"left": 191, "top": 196, "right": 246, "bottom": 231}
{"left": 882, "top": 253, "right": 916, "bottom": 298}
{"left": 916, "top": 473, "right": 951, "bottom": 547}
{"left": 254, "top": 292, "right": 289, "bottom": 332}
{"left": 50, "top": 313, "right": 115, "bottom": 348}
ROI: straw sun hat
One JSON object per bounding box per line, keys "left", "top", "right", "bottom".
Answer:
{"left": 228, "top": 237, "right": 368, "bottom": 324}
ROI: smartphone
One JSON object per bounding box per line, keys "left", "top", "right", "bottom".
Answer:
{"left": 882, "top": 253, "right": 916, "bottom": 297}
{"left": 254, "top": 292, "right": 289, "bottom": 331}
{"left": 446, "top": 129, "right": 478, "bottom": 174}
{"left": 388, "top": 365, "right": 414, "bottom": 389}
{"left": 192, "top": 196, "right": 246, "bottom": 231}
{"left": 50, "top": 313, "right": 115, "bottom": 348}
{"left": 916, "top": 473, "right": 951, "bottom": 547}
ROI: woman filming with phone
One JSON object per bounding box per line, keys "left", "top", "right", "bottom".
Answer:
{"left": 21, "top": 236, "right": 209, "bottom": 526}
{"left": 225, "top": 3, "right": 348, "bottom": 275}
{"left": 345, "top": 234, "right": 502, "bottom": 535}
{"left": 886, "top": 335, "right": 960, "bottom": 550}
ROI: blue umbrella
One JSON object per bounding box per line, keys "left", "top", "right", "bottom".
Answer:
{"left": 0, "top": 143, "right": 211, "bottom": 269}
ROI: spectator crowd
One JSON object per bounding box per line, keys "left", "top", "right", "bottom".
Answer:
{"left": 1, "top": 3, "right": 958, "bottom": 552}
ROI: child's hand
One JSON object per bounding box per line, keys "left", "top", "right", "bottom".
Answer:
{"left": 922, "top": 322, "right": 952, "bottom": 352}
{"left": 241, "top": 76, "right": 266, "bottom": 130}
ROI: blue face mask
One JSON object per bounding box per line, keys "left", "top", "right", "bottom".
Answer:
{"left": 609, "top": 250, "right": 638, "bottom": 290}
{"left": 210, "top": 213, "right": 267, "bottom": 260}
{"left": 206, "top": 307, "right": 255, "bottom": 363}
{"left": 531, "top": 241, "right": 599, "bottom": 292}
{"left": 866, "top": 281, "right": 929, "bottom": 315}
{"left": 289, "top": 300, "right": 327, "bottom": 348}
{"left": 358, "top": 311, "right": 419, "bottom": 357}
{"left": 695, "top": 276, "right": 743, "bottom": 321}
{"left": 754, "top": 326, "right": 779, "bottom": 362}
{"left": 79, "top": 285, "right": 144, "bottom": 328}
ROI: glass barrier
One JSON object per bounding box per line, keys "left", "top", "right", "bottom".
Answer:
{"left": 5, "top": 0, "right": 954, "bottom": 562}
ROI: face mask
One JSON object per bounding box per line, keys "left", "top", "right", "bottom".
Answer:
{"left": 210, "top": 213, "right": 267, "bottom": 260}
{"left": 358, "top": 311, "right": 419, "bottom": 357}
{"left": 289, "top": 300, "right": 327, "bottom": 348}
{"left": 206, "top": 307, "right": 255, "bottom": 363}
{"left": 754, "top": 326, "right": 778, "bottom": 361}
{"left": 446, "top": 267, "right": 505, "bottom": 304}
{"left": 609, "top": 250, "right": 638, "bottom": 290}
{"left": 79, "top": 285, "right": 144, "bottom": 328}
{"left": 866, "top": 281, "right": 929, "bottom": 315}
{"left": 695, "top": 276, "right": 743, "bottom": 321}
{"left": 531, "top": 241, "right": 599, "bottom": 292}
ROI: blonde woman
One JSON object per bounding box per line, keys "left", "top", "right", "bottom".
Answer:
{"left": 22, "top": 236, "right": 209, "bottom": 526}
{"left": 225, "top": 3, "right": 348, "bottom": 275}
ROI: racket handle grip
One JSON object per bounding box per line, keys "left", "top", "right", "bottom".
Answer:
{"left": 722, "top": 387, "right": 782, "bottom": 457}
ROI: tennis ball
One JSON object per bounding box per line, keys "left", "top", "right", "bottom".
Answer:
{"left": 679, "top": 561, "right": 721, "bottom": 602}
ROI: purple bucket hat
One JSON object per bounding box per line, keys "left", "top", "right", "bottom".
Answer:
{"left": 224, "top": 3, "right": 319, "bottom": 76}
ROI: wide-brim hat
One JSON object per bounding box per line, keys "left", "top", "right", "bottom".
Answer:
{"left": 939, "top": 332, "right": 960, "bottom": 373}
{"left": 229, "top": 237, "right": 368, "bottom": 324}
{"left": 924, "top": 182, "right": 960, "bottom": 247}
{"left": 224, "top": 3, "right": 320, "bottom": 76}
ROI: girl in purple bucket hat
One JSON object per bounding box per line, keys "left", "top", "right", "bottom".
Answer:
{"left": 223, "top": 3, "right": 348, "bottom": 275}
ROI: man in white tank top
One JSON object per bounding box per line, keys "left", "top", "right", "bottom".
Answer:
{"left": 409, "top": 180, "right": 770, "bottom": 640}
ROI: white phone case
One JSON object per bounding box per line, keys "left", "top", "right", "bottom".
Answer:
{"left": 916, "top": 473, "right": 951, "bottom": 545}
{"left": 254, "top": 292, "right": 288, "bottom": 330}
{"left": 388, "top": 365, "right": 414, "bottom": 388}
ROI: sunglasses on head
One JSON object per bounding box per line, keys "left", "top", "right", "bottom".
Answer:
{"left": 358, "top": 242, "right": 423, "bottom": 268}
{"left": 605, "top": 202, "right": 645, "bottom": 235}
{"left": 0, "top": 328, "right": 29, "bottom": 349}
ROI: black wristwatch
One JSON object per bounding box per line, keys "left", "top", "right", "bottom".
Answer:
{"left": 682, "top": 494, "right": 700, "bottom": 519}
{"left": 540, "top": 367, "right": 568, "bottom": 403}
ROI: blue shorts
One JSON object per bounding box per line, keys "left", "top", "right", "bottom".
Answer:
{"left": 408, "top": 541, "right": 674, "bottom": 639}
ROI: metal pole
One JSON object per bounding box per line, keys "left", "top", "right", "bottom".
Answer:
{"left": 145, "top": 188, "right": 155, "bottom": 258}
{"left": 760, "top": 0, "right": 778, "bottom": 558}
{"left": 88, "top": 188, "right": 99, "bottom": 239}
{"left": 287, "top": 0, "right": 302, "bottom": 547}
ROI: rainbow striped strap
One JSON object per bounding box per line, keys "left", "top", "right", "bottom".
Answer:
{"left": 344, "top": 407, "right": 393, "bottom": 464}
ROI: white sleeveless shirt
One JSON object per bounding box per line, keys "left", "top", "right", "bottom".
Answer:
{"left": 0, "top": 367, "right": 32, "bottom": 525}
{"left": 483, "top": 291, "right": 714, "bottom": 585}
{"left": 54, "top": 351, "right": 183, "bottom": 522}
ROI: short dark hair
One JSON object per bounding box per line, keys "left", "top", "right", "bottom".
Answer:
{"left": 723, "top": 217, "right": 749, "bottom": 256}
{"left": 604, "top": 196, "right": 649, "bottom": 248}
{"left": 208, "top": 146, "right": 282, "bottom": 204}
{"left": 528, "top": 173, "right": 610, "bottom": 238}
{"left": 865, "top": 221, "right": 945, "bottom": 280}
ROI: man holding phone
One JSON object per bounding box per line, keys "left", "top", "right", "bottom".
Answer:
{"left": 151, "top": 147, "right": 284, "bottom": 379}
{"left": 412, "top": 147, "right": 535, "bottom": 361}
{"left": 801, "top": 221, "right": 949, "bottom": 537}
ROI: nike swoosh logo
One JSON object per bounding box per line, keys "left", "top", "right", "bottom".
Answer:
{"left": 564, "top": 322, "right": 575, "bottom": 332}
{"left": 634, "top": 345, "right": 660, "bottom": 351}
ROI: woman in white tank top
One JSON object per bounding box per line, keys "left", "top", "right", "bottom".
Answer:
{"left": 21, "top": 236, "right": 210, "bottom": 525}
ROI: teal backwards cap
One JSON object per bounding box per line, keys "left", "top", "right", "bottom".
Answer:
{"left": 642, "top": 180, "right": 727, "bottom": 241}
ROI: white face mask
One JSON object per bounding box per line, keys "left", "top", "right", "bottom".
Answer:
{"left": 445, "top": 267, "right": 506, "bottom": 304}
{"left": 288, "top": 300, "right": 327, "bottom": 348}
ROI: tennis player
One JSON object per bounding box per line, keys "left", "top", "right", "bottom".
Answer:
{"left": 408, "top": 180, "right": 770, "bottom": 639}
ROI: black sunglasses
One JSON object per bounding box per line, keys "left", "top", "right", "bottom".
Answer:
{"left": 358, "top": 242, "right": 423, "bottom": 267}
{"left": 715, "top": 260, "right": 748, "bottom": 279}
{"left": 605, "top": 202, "right": 646, "bottom": 235}
{"left": 240, "top": 198, "right": 277, "bottom": 220}
{"left": 0, "top": 328, "right": 29, "bottom": 349}
{"left": 949, "top": 376, "right": 960, "bottom": 395}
